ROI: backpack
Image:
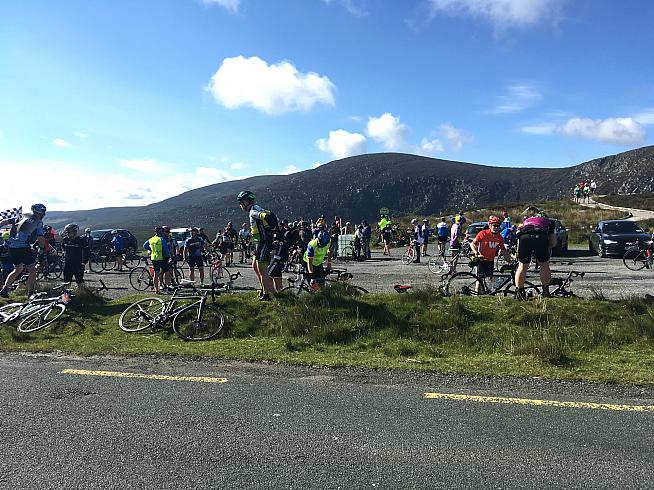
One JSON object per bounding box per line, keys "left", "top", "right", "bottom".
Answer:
{"left": 260, "top": 209, "right": 279, "bottom": 232}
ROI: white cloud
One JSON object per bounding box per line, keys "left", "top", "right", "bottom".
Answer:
{"left": 73, "top": 131, "right": 89, "bottom": 139}
{"left": 0, "top": 159, "right": 244, "bottom": 211}
{"left": 119, "top": 158, "right": 160, "bottom": 173}
{"left": 520, "top": 123, "right": 556, "bottom": 135}
{"left": 53, "top": 138, "right": 72, "bottom": 148}
{"left": 203, "top": 0, "right": 240, "bottom": 12}
{"left": 230, "top": 162, "right": 248, "bottom": 170}
{"left": 207, "top": 56, "right": 336, "bottom": 115}
{"left": 427, "top": 0, "right": 561, "bottom": 29}
{"left": 312, "top": 161, "right": 323, "bottom": 169}
{"left": 417, "top": 138, "right": 444, "bottom": 156}
{"left": 367, "top": 113, "right": 408, "bottom": 151}
{"left": 322, "top": 0, "right": 368, "bottom": 17}
{"left": 634, "top": 108, "right": 654, "bottom": 125}
{"left": 316, "top": 129, "right": 367, "bottom": 159}
{"left": 439, "top": 123, "right": 472, "bottom": 151}
{"left": 283, "top": 165, "right": 299, "bottom": 174}
{"left": 557, "top": 117, "right": 646, "bottom": 146}
{"left": 487, "top": 84, "right": 542, "bottom": 114}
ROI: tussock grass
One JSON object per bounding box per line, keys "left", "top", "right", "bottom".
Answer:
{"left": 1, "top": 288, "right": 654, "bottom": 384}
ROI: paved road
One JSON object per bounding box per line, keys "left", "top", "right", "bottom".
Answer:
{"left": 579, "top": 196, "right": 654, "bottom": 222}
{"left": 1, "top": 353, "right": 653, "bottom": 489}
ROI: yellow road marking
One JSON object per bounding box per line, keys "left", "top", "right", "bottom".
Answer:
{"left": 424, "top": 392, "right": 654, "bottom": 413}
{"left": 60, "top": 369, "right": 227, "bottom": 384}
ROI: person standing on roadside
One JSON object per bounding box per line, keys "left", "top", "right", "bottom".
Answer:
{"left": 143, "top": 226, "right": 170, "bottom": 294}
{"left": 590, "top": 180, "right": 597, "bottom": 195}
{"left": 421, "top": 219, "right": 430, "bottom": 257}
{"left": 361, "top": 220, "right": 372, "bottom": 259}
{"left": 184, "top": 227, "right": 206, "bottom": 285}
{"left": 61, "top": 223, "right": 90, "bottom": 286}
{"left": 238, "top": 223, "right": 251, "bottom": 264}
{"left": 515, "top": 206, "right": 557, "bottom": 299}
{"left": 83, "top": 228, "right": 93, "bottom": 272}
{"left": 237, "top": 191, "right": 276, "bottom": 301}
{"left": 411, "top": 218, "right": 423, "bottom": 263}
{"left": 436, "top": 218, "right": 449, "bottom": 256}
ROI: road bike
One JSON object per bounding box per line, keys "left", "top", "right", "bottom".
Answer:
{"left": 0, "top": 285, "right": 74, "bottom": 333}
{"left": 98, "top": 247, "right": 143, "bottom": 271}
{"left": 119, "top": 282, "right": 225, "bottom": 341}
{"left": 402, "top": 241, "right": 417, "bottom": 265}
{"left": 281, "top": 267, "right": 367, "bottom": 296}
{"left": 445, "top": 263, "right": 540, "bottom": 297}
{"left": 428, "top": 242, "right": 472, "bottom": 275}
{"left": 623, "top": 242, "right": 654, "bottom": 271}
{"left": 129, "top": 260, "right": 184, "bottom": 291}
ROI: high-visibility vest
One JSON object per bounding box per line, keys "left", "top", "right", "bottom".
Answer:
{"left": 148, "top": 236, "right": 164, "bottom": 261}
{"left": 303, "top": 238, "right": 330, "bottom": 267}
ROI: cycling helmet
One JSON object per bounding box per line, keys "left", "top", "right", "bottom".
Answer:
{"left": 237, "top": 191, "right": 255, "bottom": 203}
{"left": 84, "top": 227, "right": 91, "bottom": 233}
{"left": 31, "top": 203, "right": 46, "bottom": 216}
{"left": 317, "top": 230, "right": 330, "bottom": 247}
{"left": 155, "top": 225, "right": 163, "bottom": 233}
{"left": 191, "top": 227, "right": 199, "bottom": 232}
{"left": 1, "top": 231, "right": 10, "bottom": 240}
{"left": 111, "top": 229, "right": 118, "bottom": 235}
{"left": 411, "top": 218, "right": 418, "bottom": 224}
{"left": 488, "top": 215, "right": 501, "bottom": 225}
{"left": 162, "top": 226, "right": 170, "bottom": 232}
{"left": 64, "top": 223, "right": 79, "bottom": 233}
{"left": 524, "top": 206, "right": 541, "bottom": 216}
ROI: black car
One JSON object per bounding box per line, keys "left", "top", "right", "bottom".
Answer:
{"left": 465, "top": 222, "right": 488, "bottom": 242}
{"left": 588, "top": 220, "right": 650, "bottom": 257}
{"left": 551, "top": 219, "right": 569, "bottom": 256}
{"left": 89, "top": 229, "right": 138, "bottom": 253}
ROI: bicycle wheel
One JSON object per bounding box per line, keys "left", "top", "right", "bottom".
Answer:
{"left": 119, "top": 297, "right": 165, "bottom": 332}
{"left": 340, "top": 245, "right": 355, "bottom": 260}
{"left": 504, "top": 280, "right": 542, "bottom": 298}
{"left": 172, "top": 266, "right": 184, "bottom": 284}
{"left": 401, "top": 248, "right": 415, "bottom": 265}
{"left": 129, "top": 267, "right": 153, "bottom": 291}
{"left": 445, "top": 272, "right": 483, "bottom": 296}
{"left": 211, "top": 265, "right": 230, "bottom": 283}
{"left": 0, "top": 303, "right": 25, "bottom": 324}
{"left": 101, "top": 254, "right": 117, "bottom": 271}
{"left": 337, "top": 283, "right": 368, "bottom": 295}
{"left": 173, "top": 302, "right": 225, "bottom": 341}
{"left": 17, "top": 303, "right": 66, "bottom": 333}
{"left": 280, "top": 284, "right": 309, "bottom": 296}
{"left": 623, "top": 250, "right": 647, "bottom": 271}
{"left": 124, "top": 254, "right": 142, "bottom": 269}
{"left": 428, "top": 255, "right": 450, "bottom": 275}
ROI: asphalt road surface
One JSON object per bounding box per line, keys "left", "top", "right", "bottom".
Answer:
{"left": 1, "top": 353, "right": 653, "bottom": 489}
{"left": 72, "top": 245, "right": 652, "bottom": 300}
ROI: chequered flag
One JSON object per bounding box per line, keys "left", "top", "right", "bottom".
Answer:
{"left": 0, "top": 206, "right": 22, "bottom": 221}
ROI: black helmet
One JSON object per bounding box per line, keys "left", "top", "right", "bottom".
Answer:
{"left": 237, "top": 191, "right": 255, "bottom": 203}
{"left": 64, "top": 223, "right": 79, "bottom": 233}
{"left": 31, "top": 203, "right": 47, "bottom": 216}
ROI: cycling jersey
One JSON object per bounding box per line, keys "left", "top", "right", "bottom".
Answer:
{"left": 238, "top": 229, "right": 251, "bottom": 244}
{"left": 304, "top": 237, "right": 330, "bottom": 267}
{"left": 184, "top": 236, "right": 205, "bottom": 257}
{"left": 518, "top": 216, "right": 554, "bottom": 236}
{"left": 144, "top": 235, "right": 169, "bottom": 261}
{"left": 249, "top": 204, "right": 276, "bottom": 243}
{"left": 62, "top": 236, "right": 90, "bottom": 266}
{"left": 450, "top": 222, "right": 461, "bottom": 247}
{"left": 7, "top": 214, "right": 43, "bottom": 249}
{"left": 111, "top": 235, "right": 124, "bottom": 252}
{"left": 437, "top": 222, "right": 449, "bottom": 238}
{"left": 473, "top": 229, "right": 506, "bottom": 262}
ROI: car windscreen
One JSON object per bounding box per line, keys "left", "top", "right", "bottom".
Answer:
{"left": 602, "top": 222, "right": 643, "bottom": 234}
{"left": 90, "top": 230, "right": 107, "bottom": 239}
{"left": 468, "top": 224, "right": 486, "bottom": 236}
{"left": 171, "top": 231, "right": 189, "bottom": 242}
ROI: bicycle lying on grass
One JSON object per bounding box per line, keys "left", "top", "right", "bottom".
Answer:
{"left": 281, "top": 267, "right": 368, "bottom": 296}
{"left": 119, "top": 281, "right": 225, "bottom": 341}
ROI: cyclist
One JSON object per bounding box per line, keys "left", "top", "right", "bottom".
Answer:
{"left": 61, "top": 223, "right": 90, "bottom": 285}
{"left": 269, "top": 227, "right": 291, "bottom": 292}
{"left": 500, "top": 225, "right": 518, "bottom": 248}
{"left": 471, "top": 215, "right": 513, "bottom": 293}
{"left": 162, "top": 226, "right": 177, "bottom": 287}
{"left": 143, "top": 226, "right": 170, "bottom": 294}
{"left": 0, "top": 203, "right": 47, "bottom": 297}
{"left": 411, "top": 218, "right": 423, "bottom": 263}
{"left": 238, "top": 223, "right": 251, "bottom": 263}
{"left": 421, "top": 219, "right": 431, "bottom": 257}
{"left": 0, "top": 231, "right": 14, "bottom": 284}
{"left": 515, "top": 206, "right": 557, "bottom": 299}
{"left": 304, "top": 229, "right": 332, "bottom": 290}
{"left": 450, "top": 215, "right": 462, "bottom": 251}
{"left": 436, "top": 217, "right": 449, "bottom": 256}
{"left": 184, "top": 227, "right": 206, "bottom": 285}
{"left": 111, "top": 230, "right": 125, "bottom": 271}
{"left": 225, "top": 222, "right": 237, "bottom": 266}
{"left": 237, "top": 190, "right": 276, "bottom": 301}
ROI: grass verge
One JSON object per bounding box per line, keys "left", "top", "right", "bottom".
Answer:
{"left": 2, "top": 286, "right": 654, "bottom": 385}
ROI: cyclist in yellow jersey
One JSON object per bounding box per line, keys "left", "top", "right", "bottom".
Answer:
{"left": 304, "top": 230, "right": 332, "bottom": 289}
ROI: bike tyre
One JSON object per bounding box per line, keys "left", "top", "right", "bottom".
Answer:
{"left": 280, "top": 285, "right": 309, "bottom": 296}
{"left": 173, "top": 302, "right": 225, "bottom": 341}
{"left": 119, "top": 297, "right": 165, "bottom": 332}
{"left": 623, "top": 250, "right": 647, "bottom": 271}
{"left": 17, "top": 303, "right": 66, "bottom": 333}
{"left": 129, "top": 267, "right": 153, "bottom": 291}
{"left": 445, "top": 272, "right": 483, "bottom": 296}
{"left": 0, "top": 303, "right": 25, "bottom": 324}
{"left": 101, "top": 255, "right": 117, "bottom": 272}
{"left": 401, "top": 248, "right": 414, "bottom": 265}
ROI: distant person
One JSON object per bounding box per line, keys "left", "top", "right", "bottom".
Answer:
{"left": 381, "top": 222, "right": 393, "bottom": 256}
{"left": 436, "top": 218, "right": 449, "bottom": 256}
{"left": 411, "top": 218, "right": 423, "bottom": 263}
{"left": 574, "top": 185, "right": 581, "bottom": 204}
{"left": 590, "top": 180, "right": 597, "bottom": 195}
{"left": 501, "top": 211, "right": 511, "bottom": 231}
{"left": 354, "top": 224, "right": 364, "bottom": 260}
{"left": 61, "top": 223, "right": 90, "bottom": 285}
{"left": 421, "top": 219, "right": 430, "bottom": 257}
{"left": 329, "top": 220, "right": 340, "bottom": 259}
{"left": 83, "top": 228, "right": 93, "bottom": 272}
{"left": 162, "top": 226, "right": 176, "bottom": 287}
{"left": 225, "top": 222, "right": 237, "bottom": 266}
{"left": 515, "top": 206, "right": 557, "bottom": 299}
{"left": 471, "top": 216, "right": 513, "bottom": 293}
{"left": 0, "top": 203, "right": 47, "bottom": 297}
{"left": 450, "top": 216, "right": 462, "bottom": 251}
{"left": 238, "top": 223, "right": 251, "bottom": 264}
{"left": 0, "top": 231, "right": 14, "bottom": 284}
{"left": 362, "top": 220, "right": 372, "bottom": 260}
{"left": 583, "top": 185, "right": 590, "bottom": 203}
{"left": 111, "top": 229, "right": 125, "bottom": 271}
{"left": 184, "top": 227, "right": 206, "bottom": 285}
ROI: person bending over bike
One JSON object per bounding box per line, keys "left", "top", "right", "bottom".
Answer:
{"left": 237, "top": 190, "right": 277, "bottom": 301}
{"left": 0, "top": 203, "right": 47, "bottom": 297}
{"left": 111, "top": 229, "right": 125, "bottom": 271}
{"left": 62, "top": 223, "right": 90, "bottom": 285}
{"left": 515, "top": 206, "right": 557, "bottom": 299}
{"left": 143, "top": 226, "right": 171, "bottom": 294}
{"left": 268, "top": 227, "right": 291, "bottom": 292}
{"left": 470, "top": 215, "right": 513, "bottom": 293}
{"left": 304, "top": 230, "right": 332, "bottom": 290}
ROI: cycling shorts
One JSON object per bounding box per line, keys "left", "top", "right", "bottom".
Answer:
{"left": 63, "top": 264, "right": 85, "bottom": 283}
{"left": 268, "top": 260, "right": 284, "bottom": 278}
{"left": 476, "top": 260, "right": 494, "bottom": 278}
{"left": 518, "top": 234, "right": 550, "bottom": 264}
{"left": 152, "top": 259, "right": 170, "bottom": 273}
{"left": 187, "top": 256, "right": 204, "bottom": 269}
{"left": 310, "top": 264, "right": 326, "bottom": 284}
{"left": 9, "top": 247, "right": 36, "bottom": 267}
{"left": 437, "top": 235, "right": 448, "bottom": 243}
{"left": 255, "top": 241, "right": 272, "bottom": 263}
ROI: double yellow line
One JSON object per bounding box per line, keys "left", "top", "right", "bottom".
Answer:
{"left": 424, "top": 392, "right": 654, "bottom": 413}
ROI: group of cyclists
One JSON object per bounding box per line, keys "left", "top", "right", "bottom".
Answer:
{"left": 573, "top": 179, "right": 597, "bottom": 204}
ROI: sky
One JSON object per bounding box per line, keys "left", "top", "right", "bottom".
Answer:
{"left": 1, "top": 0, "right": 653, "bottom": 211}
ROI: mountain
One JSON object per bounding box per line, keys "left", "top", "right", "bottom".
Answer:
{"left": 46, "top": 145, "right": 654, "bottom": 234}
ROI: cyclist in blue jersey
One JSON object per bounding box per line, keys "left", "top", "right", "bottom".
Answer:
{"left": 184, "top": 227, "right": 206, "bottom": 285}
{"left": 0, "top": 203, "right": 47, "bottom": 297}
{"left": 436, "top": 218, "right": 449, "bottom": 256}
{"left": 111, "top": 230, "right": 125, "bottom": 271}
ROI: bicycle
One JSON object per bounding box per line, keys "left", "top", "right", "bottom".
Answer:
{"left": 128, "top": 259, "right": 184, "bottom": 291}
{"left": 445, "top": 263, "right": 540, "bottom": 297}
{"left": 428, "top": 242, "right": 473, "bottom": 275}
{"left": 548, "top": 271, "right": 585, "bottom": 298}
{"left": 0, "top": 284, "right": 75, "bottom": 333}
{"left": 206, "top": 252, "right": 232, "bottom": 285}
{"left": 623, "top": 242, "right": 654, "bottom": 271}
{"left": 119, "top": 282, "right": 225, "bottom": 341}
{"left": 402, "top": 241, "right": 416, "bottom": 265}
{"left": 281, "top": 267, "right": 367, "bottom": 296}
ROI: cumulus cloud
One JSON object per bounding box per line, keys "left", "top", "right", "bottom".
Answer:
{"left": 426, "top": 0, "right": 561, "bottom": 29}
{"left": 207, "top": 56, "right": 336, "bottom": 115}
{"left": 316, "top": 129, "right": 367, "bottom": 159}
{"left": 439, "top": 123, "right": 472, "bottom": 151}
{"left": 417, "top": 138, "right": 444, "bottom": 156}
{"left": 367, "top": 113, "right": 408, "bottom": 151}
{"left": 119, "top": 158, "right": 160, "bottom": 172}
{"left": 487, "top": 84, "right": 542, "bottom": 114}
{"left": 283, "top": 165, "right": 300, "bottom": 174}
{"left": 556, "top": 117, "right": 646, "bottom": 146}
{"left": 53, "top": 138, "right": 72, "bottom": 148}
{"left": 202, "top": 0, "right": 240, "bottom": 12}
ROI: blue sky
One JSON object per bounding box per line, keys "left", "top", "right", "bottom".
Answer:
{"left": 1, "top": 0, "right": 653, "bottom": 211}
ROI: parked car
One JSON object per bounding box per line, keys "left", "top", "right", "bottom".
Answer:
{"left": 170, "top": 227, "right": 193, "bottom": 255}
{"left": 551, "top": 219, "right": 569, "bottom": 256}
{"left": 89, "top": 229, "right": 138, "bottom": 253}
{"left": 588, "top": 220, "right": 650, "bottom": 257}
{"left": 465, "top": 222, "right": 488, "bottom": 242}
